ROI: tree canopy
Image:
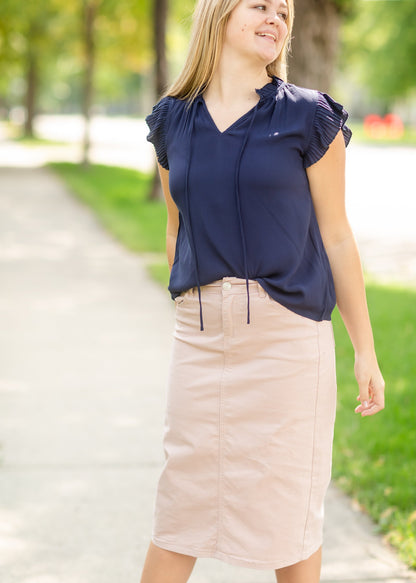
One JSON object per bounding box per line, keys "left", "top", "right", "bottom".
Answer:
{"left": 1, "top": 0, "right": 415, "bottom": 119}
{"left": 341, "top": 0, "right": 416, "bottom": 104}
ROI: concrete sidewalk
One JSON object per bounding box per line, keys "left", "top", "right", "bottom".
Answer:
{"left": 0, "top": 166, "right": 414, "bottom": 583}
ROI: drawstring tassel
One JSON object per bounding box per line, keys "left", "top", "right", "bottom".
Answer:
{"left": 183, "top": 88, "right": 266, "bottom": 330}
{"left": 245, "top": 279, "right": 251, "bottom": 325}
{"left": 197, "top": 284, "right": 204, "bottom": 331}
{"left": 234, "top": 103, "right": 260, "bottom": 325}
{"left": 184, "top": 100, "right": 204, "bottom": 331}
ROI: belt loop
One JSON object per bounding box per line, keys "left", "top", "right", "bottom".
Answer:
{"left": 257, "top": 283, "right": 266, "bottom": 298}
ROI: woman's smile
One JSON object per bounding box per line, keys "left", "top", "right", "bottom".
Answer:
{"left": 256, "top": 31, "right": 278, "bottom": 44}
{"left": 223, "top": 0, "right": 289, "bottom": 66}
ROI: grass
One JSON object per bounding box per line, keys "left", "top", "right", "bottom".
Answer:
{"left": 50, "top": 162, "right": 416, "bottom": 568}
{"left": 14, "top": 135, "right": 68, "bottom": 147}
{"left": 50, "top": 162, "right": 167, "bottom": 257}
{"left": 147, "top": 262, "right": 171, "bottom": 287}
{"left": 348, "top": 121, "right": 416, "bottom": 147}
{"left": 332, "top": 288, "right": 416, "bottom": 567}
{"left": 4, "top": 122, "right": 67, "bottom": 146}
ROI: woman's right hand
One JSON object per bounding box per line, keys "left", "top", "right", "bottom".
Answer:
{"left": 354, "top": 353, "right": 385, "bottom": 416}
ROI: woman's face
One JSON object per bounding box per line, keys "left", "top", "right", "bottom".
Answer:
{"left": 224, "top": 0, "right": 289, "bottom": 66}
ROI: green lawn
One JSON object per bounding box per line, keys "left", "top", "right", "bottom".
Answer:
{"left": 348, "top": 122, "right": 416, "bottom": 147}
{"left": 332, "top": 289, "right": 416, "bottom": 567}
{"left": 50, "top": 162, "right": 416, "bottom": 568}
{"left": 50, "top": 162, "right": 167, "bottom": 254}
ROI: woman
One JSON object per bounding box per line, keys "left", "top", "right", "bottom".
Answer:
{"left": 142, "top": 0, "right": 385, "bottom": 581}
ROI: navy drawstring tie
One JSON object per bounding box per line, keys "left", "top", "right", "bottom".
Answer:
{"left": 234, "top": 102, "right": 261, "bottom": 325}
{"left": 183, "top": 83, "right": 271, "bottom": 331}
{"left": 184, "top": 100, "right": 205, "bottom": 331}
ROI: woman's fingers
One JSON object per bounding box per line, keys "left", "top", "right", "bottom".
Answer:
{"left": 354, "top": 376, "right": 385, "bottom": 416}
{"left": 356, "top": 398, "right": 383, "bottom": 416}
{"left": 354, "top": 369, "right": 371, "bottom": 414}
{"left": 353, "top": 356, "right": 385, "bottom": 417}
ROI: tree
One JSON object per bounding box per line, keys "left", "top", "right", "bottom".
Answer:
{"left": 0, "top": 0, "right": 67, "bottom": 137}
{"left": 81, "top": 0, "right": 98, "bottom": 167}
{"left": 0, "top": 0, "right": 153, "bottom": 138}
{"left": 154, "top": 0, "right": 169, "bottom": 98}
{"left": 23, "top": 21, "right": 39, "bottom": 136}
{"left": 341, "top": 0, "right": 416, "bottom": 106}
{"left": 288, "top": 0, "right": 354, "bottom": 92}
{"left": 149, "top": 0, "right": 169, "bottom": 201}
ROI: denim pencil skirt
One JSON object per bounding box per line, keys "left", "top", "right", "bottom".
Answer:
{"left": 151, "top": 277, "right": 337, "bottom": 570}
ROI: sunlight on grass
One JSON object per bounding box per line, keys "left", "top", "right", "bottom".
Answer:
{"left": 50, "top": 163, "right": 167, "bottom": 255}
{"left": 348, "top": 122, "right": 416, "bottom": 147}
{"left": 147, "top": 263, "right": 170, "bottom": 287}
{"left": 332, "top": 285, "right": 416, "bottom": 567}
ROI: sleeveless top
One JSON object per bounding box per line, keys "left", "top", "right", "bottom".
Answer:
{"left": 146, "top": 76, "right": 352, "bottom": 331}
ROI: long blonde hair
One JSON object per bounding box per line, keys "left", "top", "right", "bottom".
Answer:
{"left": 165, "top": 0, "right": 295, "bottom": 103}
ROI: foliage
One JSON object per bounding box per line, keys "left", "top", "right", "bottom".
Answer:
{"left": 0, "top": 0, "right": 72, "bottom": 98}
{"left": 147, "top": 262, "right": 171, "bottom": 287}
{"left": 333, "top": 0, "right": 355, "bottom": 12}
{"left": 99, "top": 0, "right": 152, "bottom": 71}
{"left": 0, "top": 0, "right": 154, "bottom": 111}
{"left": 341, "top": 0, "right": 416, "bottom": 104}
{"left": 2, "top": 0, "right": 388, "bottom": 114}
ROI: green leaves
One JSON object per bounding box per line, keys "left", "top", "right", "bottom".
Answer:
{"left": 341, "top": 0, "right": 416, "bottom": 103}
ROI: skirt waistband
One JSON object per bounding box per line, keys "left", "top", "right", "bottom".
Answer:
{"left": 184, "top": 277, "right": 267, "bottom": 297}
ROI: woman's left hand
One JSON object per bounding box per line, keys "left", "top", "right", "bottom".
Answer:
{"left": 354, "top": 354, "right": 385, "bottom": 416}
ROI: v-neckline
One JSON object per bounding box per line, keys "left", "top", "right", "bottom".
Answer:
{"left": 201, "top": 96, "right": 260, "bottom": 136}
{"left": 199, "top": 77, "right": 280, "bottom": 135}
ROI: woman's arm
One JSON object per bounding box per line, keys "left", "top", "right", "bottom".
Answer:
{"left": 158, "top": 165, "right": 179, "bottom": 273}
{"left": 306, "top": 131, "right": 385, "bottom": 416}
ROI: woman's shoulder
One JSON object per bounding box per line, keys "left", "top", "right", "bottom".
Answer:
{"left": 268, "top": 77, "right": 351, "bottom": 166}
{"left": 145, "top": 95, "right": 188, "bottom": 129}
{"left": 145, "top": 95, "right": 191, "bottom": 170}
{"left": 145, "top": 96, "right": 179, "bottom": 170}
{"left": 146, "top": 95, "right": 174, "bottom": 121}
{"left": 277, "top": 79, "right": 350, "bottom": 121}
{"left": 149, "top": 94, "right": 187, "bottom": 111}
{"left": 277, "top": 82, "right": 352, "bottom": 167}
{"left": 277, "top": 80, "right": 324, "bottom": 108}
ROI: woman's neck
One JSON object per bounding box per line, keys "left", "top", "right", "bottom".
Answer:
{"left": 204, "top": 59, "right": 271, "bottom": 106}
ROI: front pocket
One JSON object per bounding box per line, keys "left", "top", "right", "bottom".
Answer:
{"left": 174, "top": 295, "right": 185, "bottom": 306}
{"left": 264, "top": 292, "right": 318, "bottom": 328}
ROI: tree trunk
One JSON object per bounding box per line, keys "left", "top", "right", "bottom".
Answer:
{"left": 82, "top": 0, "right": 97, "bottom": 168}
{"left": 154, "top": 0, "right": 168, "bottom": 98}
{"left": 24, "top": 21, "right": 39, "bottom": 139}
{"left": 24, "top": 50, "right": 37, "bottom": 138}
{"left": 288, "top": 0, "right": 341, "bottom": 92}
{"left": 149, "top": 0, "right": 169, "bottom": 201}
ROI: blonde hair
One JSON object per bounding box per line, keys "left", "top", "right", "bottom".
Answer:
{"left": 165, "top": 0, "right": 294, "bottom": 103}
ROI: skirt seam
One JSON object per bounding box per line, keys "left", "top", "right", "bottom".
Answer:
{"left": 301, "top": 321, "right": 320, "bottom": 555}
{"left": 215, "top": 307, "right": 227, "bottom": 552}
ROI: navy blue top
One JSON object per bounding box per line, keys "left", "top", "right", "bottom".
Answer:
{"left": 146, "top": 76, "right": 352, "bottom": 330}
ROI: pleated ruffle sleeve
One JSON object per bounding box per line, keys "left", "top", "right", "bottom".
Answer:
{"left": 303, "top": 92, "right": 352, "bottom": 168}
{"left": 145, "top": 96, "right": 172, "bottom": 170}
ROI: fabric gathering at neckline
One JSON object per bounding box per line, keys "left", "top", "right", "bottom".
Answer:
{"left": 198, "top": 75, "right": 283, "bottom": 136}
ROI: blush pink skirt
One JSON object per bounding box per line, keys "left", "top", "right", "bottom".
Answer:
{"left": 151, "top": 277, "right": 337, "bottom": 570}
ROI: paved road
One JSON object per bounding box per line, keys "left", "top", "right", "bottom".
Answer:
{"left": 1, "top": 165, "right": 415, "bottom": 582}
